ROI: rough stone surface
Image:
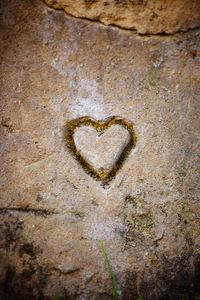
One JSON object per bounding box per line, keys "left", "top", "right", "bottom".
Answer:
{"left": 74, "top": 125, "right": 130, "bottom": 173}
{"left": 0, "top": 0, "right": 200, "bottom": 299}
{"left": 43, "top": 0, "right": 200, "bottom": 34}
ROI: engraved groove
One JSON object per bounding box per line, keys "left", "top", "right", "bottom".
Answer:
{"left": 65, "top": 116, "right": 137, "bottom": 186}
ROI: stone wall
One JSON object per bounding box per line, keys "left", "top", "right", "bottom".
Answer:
{"left": 0, "top": 0, "right": 200, "bottom": 299}
{"left": 43, "top": 0, "right": 200, "bottom": 34}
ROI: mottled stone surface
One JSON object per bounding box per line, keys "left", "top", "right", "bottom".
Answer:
{"left": 43, "top": 0, "right": 200, "bottom": 34}
{"left": 0, "top": 0, "right": 200, "bottom": 299}
{"left": 74, "top": 124, "right": 130, "bottom": 173}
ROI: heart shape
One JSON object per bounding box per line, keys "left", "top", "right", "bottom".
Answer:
{"left": 74, "top": 124, "right": 130, "bottom": 173}
{"left": 65, "top": 116, "right": 137, "bottom": 186}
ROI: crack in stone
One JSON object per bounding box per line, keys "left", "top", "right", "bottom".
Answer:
{"left": 50, "top": 267, "right": 81, "bottom": 275}
{"left": 41, "top": 0, "right": 200, "bottom": 36}
{"left": 0, "top": 207, "right": 59, "bottom": 217}
{"left": 137, "top": 26, "right": 200, "bottom": 37}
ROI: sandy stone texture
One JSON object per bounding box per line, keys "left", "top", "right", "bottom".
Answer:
{"left": 74, "top": 125, "right": 130, "bottom": 173}
{"left": 0, "top": 0, "right": 200, "bottom": 299}
{"left": 43, "top": 0, "right": 200, "bottom": 34}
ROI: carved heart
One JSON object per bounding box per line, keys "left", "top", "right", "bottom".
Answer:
{"left": 74, "top": 125, "right": 130, "bottom": 173}
{"left": 65, "top": 116, "right": 137, "bottom": 185}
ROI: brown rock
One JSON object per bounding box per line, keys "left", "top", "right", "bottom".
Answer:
{"left": 74, "top": 124, "right": 130, "bottom": 173}
{"left": 0, "top": 0, "right": 200, "bottom": 299}
{"left": 43, "top": 0, "right": 200, "bottom": 34}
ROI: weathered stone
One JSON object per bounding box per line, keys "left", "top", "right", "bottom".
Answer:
{"left": 0, "top": 0, "right": 200, "bottom": 299}
{"left": 43, "top": 0, "right": 200, "bottom": 34}
{"left": 74, "top": 124, "right": 130, "bottom": 174}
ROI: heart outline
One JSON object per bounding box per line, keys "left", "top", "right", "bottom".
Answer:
{"left": 65, "top": 116, "right": 137, "bottom": 186}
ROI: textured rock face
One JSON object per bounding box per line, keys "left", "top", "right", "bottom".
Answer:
{"left": 73, "top": 123, "right": 130, "bottom": 176}
{"left": 43, "top": 0, "right": 200, "bottom": 34}
{"left": 0, "top": 0, "right": 200, "bottom": 299}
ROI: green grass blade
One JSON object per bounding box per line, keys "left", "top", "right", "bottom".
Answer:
{"left": 99, "top": 237, "right": 119, "bottom": 300}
